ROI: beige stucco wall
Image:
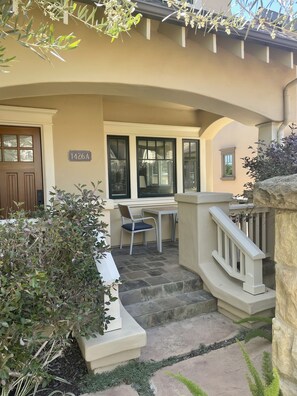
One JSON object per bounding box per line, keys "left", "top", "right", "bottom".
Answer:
{"left": 210, "top": 121, "right": 258, "bottom": 195}
{"left": 1, "top": 95, "right": 106, "bottom": 194}
{"left": 103, "top": 97, "right": 200, "bottom": 126}
{"left": 0, "top": 94, "right": 278, "bottom": 246}
{"left": 2, "top": 5, "right": 296, "bottom": 246}
{"left": 0, "top": 7, "right": 294, "bottom": 126}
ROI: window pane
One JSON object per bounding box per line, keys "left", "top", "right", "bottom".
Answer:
{"left": 20, "top": 135, "right": 33, "bottom": 147}
{"left": 157, "top": 141, "right": 164, "bottom": 159}
{"left": 147, "top": 140, "right": 156, "bottom": 159}
{"left": 117, "top": 140, "right": 127, "bottom": 160}
{"left": 107, "top": 136, "right": 130, "bottom": 199}
{"left": 165, "top": 141, "right": 173, "bottom": 159}
{"left": 3, "top": 135, "right": 17, "bottom": 147}
{"left": 110, "top": 160, "right": 128, "bottom": 196}
{"left": 137, "top": 137, "right": 176, "bottom": 197}
{"left": 183, "top": 140, "right": 199, "bottom": 193}
{"left": 20, "top": 149, "right": 34, "bottom": 162}
{"left": 3, "top": 149, "right": 18, "bottom": 161}
{"left": 190, "top": 142, "right": 197, "bottom": 159}
{"left": 138, "top": 140, "right": 147, "bottom": 160}
{"left": 224, "top": 154, "right": 233, "bottom": 176}
{"left": 183, "top": 142, "right": 190, "bottom": 160}
{"left": 184, "top": 160, "right": 197, "bottom": 192}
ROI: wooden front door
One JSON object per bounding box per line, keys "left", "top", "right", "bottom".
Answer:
{"left": 0, "top": 126, "right": 43, "bottom": 218}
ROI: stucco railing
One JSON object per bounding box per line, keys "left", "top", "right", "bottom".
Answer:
{"left": 209, "top": 206, "right": 266, "bottom": 295}
{"left": 229, "top": 203, "right": 269, "bottom": 257}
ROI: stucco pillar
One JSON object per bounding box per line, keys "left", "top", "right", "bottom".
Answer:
{"left": 257, "top": 122, "right": 280, "bottom": 144}
{"left": 175, "top": 192, "right": 233, "bottom": 273}
{"left": 254, "top": 174, "right": 297, "bottom": 395}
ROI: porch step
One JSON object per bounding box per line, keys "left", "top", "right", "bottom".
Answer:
{"left": 115, "top": 242, "right": 217, "bottom": 329}
{"left": 123, "top": 290, "right": 217, "bottom": 329}
{"left": 120, "top": 276, "right": 203, "bottom": 305}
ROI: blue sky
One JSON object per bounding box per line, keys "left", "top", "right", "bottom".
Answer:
{"left": 230, "top": 1, "right": 297, "bottom": 16}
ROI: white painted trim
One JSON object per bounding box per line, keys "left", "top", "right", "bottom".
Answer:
{"left": 0, "top": 105, "right": 57, "bottom": 205}
{"left": 104, "top": 121, "right": 201, "bottom": 201}
{"left": 104, "top": 121, "right": 200, "bottom": 137}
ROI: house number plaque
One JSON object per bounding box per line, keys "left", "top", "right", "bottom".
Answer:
{"left": 68, "top": 150, "right": 92, "bottom": 161}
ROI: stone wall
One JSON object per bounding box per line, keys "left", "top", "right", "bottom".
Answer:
{"left": 254, "top": 174, "right": 297, "bottom": 395}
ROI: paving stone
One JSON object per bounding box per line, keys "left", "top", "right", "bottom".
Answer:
{"left": 140, "top": 285, "right": 164, "bottom": 301}
{"left": 119, "top": 279, "right": 150, "bottom": 292}
{"left": 146, "top": 268, "right": 166, "bottom": 276}
{"left": 145, "top": 276, "right": 171, "bottom": 286}
{"left": 81, "top": 385, "right": 139, "bottom": 396}
{"left": 114, "top": 242, "right": 216, "bottom": 329}
{"left": 124, "top": 270, "right": 149, "bottom": 280}
{"left": 150, "top": 338, "right": 271, "bottom": 396}
{"left": 126, "top": 263, "right": 150, "bottom": 271}
{"left": 146, "top": 261, "right": 165, "bottom": 268}
{"left": 141, "top": 312, "right": 241, "bottom": 361}
{"left": 119, "top": 289, "right": 142, "bottom": 305}
{"left": 163, "top": 281, "right": 184, "bottom": 295}
{"left": 125, "top": 300, "right": 160, "bottom": 316}
{"left": 164, "top": 270, "right": 198, "bottom": 282}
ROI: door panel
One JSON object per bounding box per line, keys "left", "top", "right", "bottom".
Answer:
{"left": 0, "top": 126, "right": 43, "bottom": 217}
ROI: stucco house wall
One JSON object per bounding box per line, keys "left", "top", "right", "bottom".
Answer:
{"left": 211, "top": 122, "right": 258, "bottom": 195}
{"left": 1, "top": 1, "right": 297, "bottom": 246}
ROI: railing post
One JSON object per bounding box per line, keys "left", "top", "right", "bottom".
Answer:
{"left": 175, "top": 192, "right": 233, "bottom": 273}
{"left": 243, "top": 257, "right": 266, "bottom": 295}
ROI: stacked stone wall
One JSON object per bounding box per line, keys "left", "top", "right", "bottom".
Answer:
{"left": 254, "top": 174, "right": 297, "bottom": 395}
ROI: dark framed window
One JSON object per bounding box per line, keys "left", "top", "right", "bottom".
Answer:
{"left": 183, "top": 139, "right": 200, "bottom": 193}
{"left": 220, "top": 147, "right": 235, "bottom": 180}
{"left": 137, "top": 137, "right": 176, "bottom": 198}
{"left": 107, "top": 135, "right": 130, "bottom": 199}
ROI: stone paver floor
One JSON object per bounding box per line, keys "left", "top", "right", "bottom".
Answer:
{"left": 81, "top": 312, "right": 271, "bottom": 396}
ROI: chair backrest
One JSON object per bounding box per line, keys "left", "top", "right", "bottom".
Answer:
{"left": 118, "top": 204, "right": 133, "bottom": 221}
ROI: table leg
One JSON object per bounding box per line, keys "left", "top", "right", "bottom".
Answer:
{"left": 158, "top": 213, "right": 162, "bottom": 253}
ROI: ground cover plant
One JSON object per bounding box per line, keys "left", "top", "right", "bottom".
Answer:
{"left": 0, "top": 182, "right": 115, "bottom": 395}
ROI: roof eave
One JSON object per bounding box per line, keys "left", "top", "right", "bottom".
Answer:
{"left": 135, "top": 0, "right": 297, "bottom": 52}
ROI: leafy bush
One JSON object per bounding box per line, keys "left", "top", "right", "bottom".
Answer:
{"left": 242, "top": 126, "right": 297, "bottom": 191}
{"left": 0, "top": 183, "right": 115, "bottom": 395}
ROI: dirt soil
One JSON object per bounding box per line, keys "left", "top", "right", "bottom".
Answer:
{"left": 38, "top": 339, "right": 88, "bottom": 396}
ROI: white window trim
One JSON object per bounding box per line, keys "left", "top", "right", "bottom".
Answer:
{"left": 0, "top": 105, "right": 57, "bottom": 204}
{"left": 220, "top": 146, "right": 236, "bottom": 180}
{"left": 104, "top": 121, "right": 200, "bottom": 205}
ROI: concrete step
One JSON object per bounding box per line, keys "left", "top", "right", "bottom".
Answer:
{"left": 120, "top": 276, "right": 203, "bottom": 305}
{"left": 124, "top": 290, "right": 217, "bottom": 329}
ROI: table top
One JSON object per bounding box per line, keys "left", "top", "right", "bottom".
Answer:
{"left": 143, "top": 206, "right": 178, "bottom": 215}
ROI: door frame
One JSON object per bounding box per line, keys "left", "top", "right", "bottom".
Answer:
{"left": 0, "top": 105, "right": 57, "bottom": 205}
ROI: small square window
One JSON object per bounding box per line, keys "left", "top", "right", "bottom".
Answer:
{"left": 220, "top": 147, "right": 235, "bottom": 180}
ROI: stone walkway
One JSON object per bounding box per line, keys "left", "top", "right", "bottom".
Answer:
{"left": 81, "top": 312, "right": 271, "bottom": 395}
{"left": 112, "top": 241, "right": 181, "bottom": 291}
{"left": 81, "top": 243, "right": 272, "bottom": 395}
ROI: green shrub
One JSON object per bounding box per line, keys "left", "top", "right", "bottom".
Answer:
{"left": 242, "top": 126, "right": 297, "bottom": 192}
{"left": 0, "top": 183, "right": 114, "bottom": 395}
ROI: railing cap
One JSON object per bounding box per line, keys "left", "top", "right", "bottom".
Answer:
{"left": 175, "top": 192, "right": 233, "bottom": 205}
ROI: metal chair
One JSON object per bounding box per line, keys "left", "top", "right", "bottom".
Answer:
{"left": 118, "top": 204, "right": 158, "bottom": 255}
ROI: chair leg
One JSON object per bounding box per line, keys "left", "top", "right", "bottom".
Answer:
{"left": 130, "top": 232, "right": 134, "bottom": 255}
{"left": 155, "top": 227, "right": 158, "bottom": 251}
{"left": 120, "top": 228, "right": 123, "bottom": 249}
{"left": 172, "top": 214, "right": 178, "bottom": 242}
{"left": 143, "top": 231, "right": 147, "bottom": 246}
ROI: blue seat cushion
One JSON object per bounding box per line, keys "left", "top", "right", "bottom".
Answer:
{"left": 122, "top": 222, "right": 153, "bottom": 231}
